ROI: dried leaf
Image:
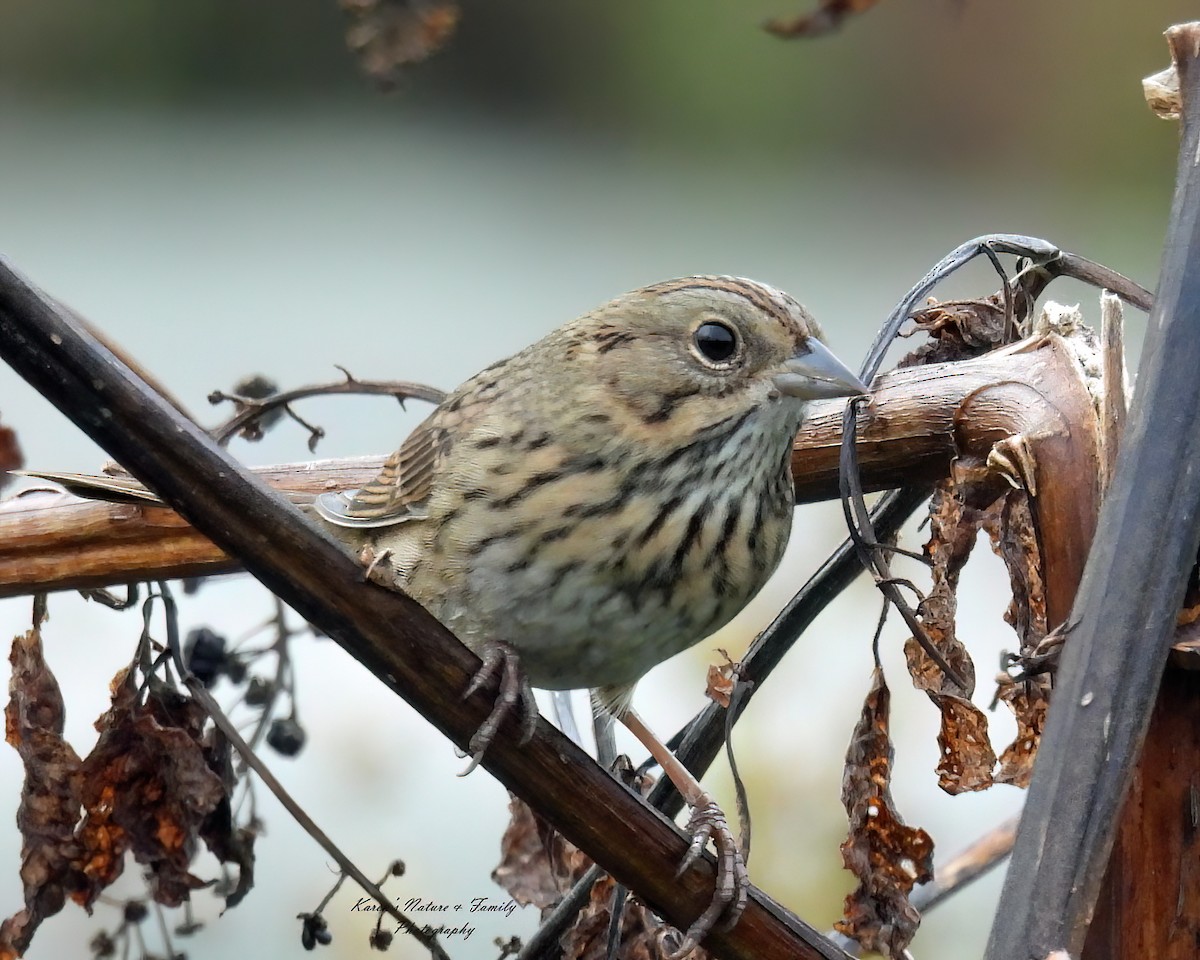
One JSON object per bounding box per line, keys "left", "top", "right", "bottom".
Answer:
{"left": 899, "top": 295, "right": 1011, "bottom": 367}
{"left": 983, "top": 491, "right": 1051, "bottom": 773}
{"left": 995, "top": 684, "right": 1048, "bottom": 788}
{"left": 1, "top": 629, "right": 85, "bottom": 959}
{"left": 901, "top": 485, "right": 1005, "bottom": 793}
{"left": 765, "top": 0, "right": 885, "bottom": 38}
{"left": 1144, "top": 63, "right": 1182, "bottom": 121}
{"left": 493, "top": 795, "right": 580, "bottom": 910}
{"left": 705, "top": 650, "right": 737, "bottom": 709}
{"left": 984, "top": 493, "right": 1048, "bottom": 654}
{"left": 929, "top": 693, "right": 998, "bottom": 794}
{"left": 341, "top": 0, "right": 459, "bottom": 88}
{"left": 493, "top": 793, "right": 704, "bottom": 960}
{"left": 910, "top": 484, "right": 981, "bottom": 698}
{"left": 0, "top": 417, "right": 23, "bottom": 492}
{"left": 836, "top": 668, "right": 933, "bottom": 955}
{"left": 73, "top": 670, "right": 227, "bottom": 910}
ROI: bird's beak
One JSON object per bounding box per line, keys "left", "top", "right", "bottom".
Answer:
{"left": 773, "top": 339, "right": 869, "bottom": 399}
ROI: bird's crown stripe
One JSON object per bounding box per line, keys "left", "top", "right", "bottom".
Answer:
{"left": 644, "top": 276, "right": 793, "bottom": 329}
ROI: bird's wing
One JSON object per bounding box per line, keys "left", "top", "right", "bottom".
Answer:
{"left": 18, "top": 416, "right": 455, "bottom": 528}
{"left": 312, "top": 418, "right": 451, "bottom": 529}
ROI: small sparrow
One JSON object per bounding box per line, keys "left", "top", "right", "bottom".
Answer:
{"left": 314, "top": 275, "right": 866, "bottom": 953}
{"left": 21, "top": 276, "right": 866, "bottom": 954}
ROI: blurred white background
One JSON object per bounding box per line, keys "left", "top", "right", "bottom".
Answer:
{"left": 0, "top": 2, "right": 1189, "bottom": 957}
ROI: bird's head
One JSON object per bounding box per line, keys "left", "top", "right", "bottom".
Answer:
{"left": 553, "top": 275, "right": 866, "bottom": 435}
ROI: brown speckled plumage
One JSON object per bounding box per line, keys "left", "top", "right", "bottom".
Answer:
{"left": 316, "top": 276, "right": 862, "bottom": 715}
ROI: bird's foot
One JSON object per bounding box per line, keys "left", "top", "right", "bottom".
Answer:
{"left": 668, "top": 794, "right": 749, "bottom": 958}
{"left": 358, "top": 545, "right": 395, "bottom": 586}
{"left": 458, "top": 640, "right": 539, "bottom": 776}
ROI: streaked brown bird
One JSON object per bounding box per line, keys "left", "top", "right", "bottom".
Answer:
{"left": 23, "top": 275, "right": 866, "bottom": 953}
{"left": 313, "top": 275, "right": 867, "bottom": 952}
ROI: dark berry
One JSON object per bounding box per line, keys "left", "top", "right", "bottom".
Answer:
{"left": 223, "top": 656, "right": 247, "bottom": 685}
{"left": 267, "top": 717, "right": 306, "bottom": 757}
{"left": 299, "top": 913, "right": 331, "bottom": 951}
{"left": 233, "top": 375, "right": 283, "bottom": 430}
{"left": 369, "top": 928, "right": 393, "bottom": 950}
{"left": 184, "top": 628, "right": 227, "bottom": 687}
{"left": 244, "top": 676, "right": 275, "bottom": 707}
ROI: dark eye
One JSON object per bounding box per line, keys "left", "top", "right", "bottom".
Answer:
{"left": 693, "top": 321, "right": 738, "bottom": 364}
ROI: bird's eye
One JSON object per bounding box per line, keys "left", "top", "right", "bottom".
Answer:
{"left": 693, "top": 321, "right": 738, "bottom": 364}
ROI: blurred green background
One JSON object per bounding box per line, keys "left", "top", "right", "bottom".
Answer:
{"left": 0, "top": 2, "right": 1193, "bottom": 958}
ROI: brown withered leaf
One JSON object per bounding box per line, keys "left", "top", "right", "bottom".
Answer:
{"left": 983, "top": 492, "right": 1047, "bottom": 654}
{"left": 1, "top": 629, "right": 86, "bottom": 960}
{"left": 493, "top": 794, "right": 581, "bottom": 909}
{"left": 705, "top": 650, "right": 737, "bottom": 709}
{"left": 909, "top": 484, "right": 982, "bottom": 698}
{"left": 493, "top": 792, "right": 707, "bottom": 960}
{"left": 995, "top": 683, "right": 1048, "bottom": 788}
{"left": 902, "top": 485, "right": 1005, "bottom": 792}
{"left": 765, "top": 0, "right": 885, "bottom": 38}
{"left": 73, "top": 670, "right": 226, "bottom": 910}
{"left": 929, "top": 693, "right": 997, "bottom": 794}
{"left": 0, "top": 416, "right": 23, "bottom": 492}
{"left": 898, "top": 295, "right": 1011, "bottom": 368}
{"left": 341, "top": 0, "right": 459, "bottom": 88}
{"left": 836, "top": 668, "right": 934, "bottom": 955}
{"left": 983, "top": 491, "right": 1051, "bottom": 773}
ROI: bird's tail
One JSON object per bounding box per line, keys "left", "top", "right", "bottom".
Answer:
{"left": 13, "top": 469, "right": 170, "bottom": 505}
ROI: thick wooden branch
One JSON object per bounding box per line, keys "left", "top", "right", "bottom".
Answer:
{"left": 1, "top": 334, "right": 1099, "bottom": 612}
{"left": 1083, "top": 668, "right": 1200, "bottom": 958}
{"left": 985, "top": 22, "right": 1200, "bottom": 960}
{"left": 0, "top": 261, "right": 846, "bottom": 960}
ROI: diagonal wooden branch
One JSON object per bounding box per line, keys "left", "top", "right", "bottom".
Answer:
{"left": 985, "top": 22, "right": 1200, "bottom": 960}
{"left": 1, "top": 332, "right": 1101, "bottom": 609}
{"left": 0, "top": 260, "right": 846, "bottom": 960}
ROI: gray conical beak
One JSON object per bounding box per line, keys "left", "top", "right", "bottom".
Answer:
{"left": 773, "top": 338, "right": 869, "bottom": 399}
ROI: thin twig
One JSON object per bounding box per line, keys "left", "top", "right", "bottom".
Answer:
{"left": 244, "top": 595, "right": 297, "bottom": 754}
{"left": 209, "top": 372, "right": 446, "bottom": 446}
{"left": 840, "top": 414, "right": 965, "bottom": 688}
